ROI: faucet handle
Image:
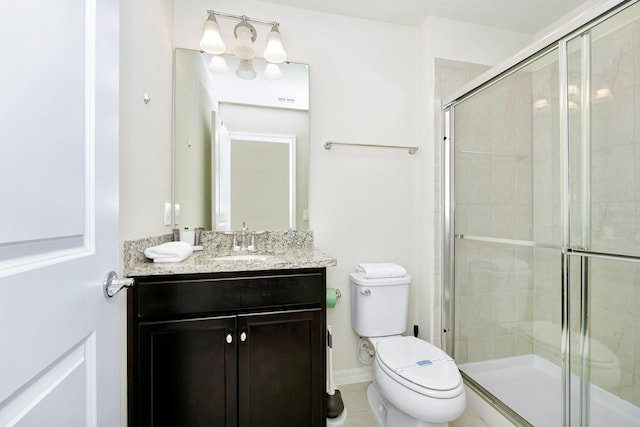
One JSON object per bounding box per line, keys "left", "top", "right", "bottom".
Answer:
{"left": 248, "top": 231, "right": 256, "bottom": 251}
{"left": 221, "top": 231, "right": 240, "bottom": 251}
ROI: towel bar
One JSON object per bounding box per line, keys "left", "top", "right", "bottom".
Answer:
{"left": 324, "top": 140, "right": 418, "bottom": 155}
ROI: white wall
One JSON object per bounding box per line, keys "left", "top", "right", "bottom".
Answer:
{"left": 119, "top": 1, "right": 174, "bottom": 424}
{"left": 119, "top": 0, "right": 533, "bottom": 379}
{"left": 119, "top": 0, "right": 175, "bottom": 246}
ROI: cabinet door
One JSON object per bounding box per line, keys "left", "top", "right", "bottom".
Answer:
{"left": 238, "top": 309, "right": 324, "bottom": 427}
{"left": 138, "top": 316, "right": 237, "bottom": 427}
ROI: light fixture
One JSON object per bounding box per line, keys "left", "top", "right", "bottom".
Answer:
{"left": 264, "top": 63, "right": 283, "bottom": 80}
{"left": 533, "top": 98, "right": 549, "bottom": 109}
{"left": 208, "top": 55, "right": 228, "bottom": 74}
{"left": 264, "top": 25, "right": 286, "bottom": 63}
{"left": 199, "top": 10, "right": 287, "bottom": 73}
{"left": 593, "top": 87, "right": 613, "bottom": 103}
{"left": 568, "top": 100, "right": 580, "bottom": 111}
{"left": 568, "top": 84, "right": 580, "bottom": 97}
{"left": 236, "top": 59, "right": 257, "bottom": 80}
{"left": 199, "top": 11, "right": 226, "bottom": 54}
{"left": 233, "top": 18, "right": 257, "bottom": 60}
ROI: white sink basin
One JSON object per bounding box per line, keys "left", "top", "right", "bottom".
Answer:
{"left": 213, "top": 254, "right": 274, "bottom": 262}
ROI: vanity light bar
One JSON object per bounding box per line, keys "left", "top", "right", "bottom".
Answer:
{"left": 208, "top": 10, "right": 280, "bottom": 27}
{"left": 200, "top": 10, "right": 287, "bottom": 65}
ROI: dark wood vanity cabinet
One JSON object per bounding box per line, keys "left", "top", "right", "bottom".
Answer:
{"left": 128, "top": 268, "right": 326, "bottom": 427}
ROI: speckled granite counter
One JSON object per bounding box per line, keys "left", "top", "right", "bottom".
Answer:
{"left": 123, "top": 230, "right": 337, "bottom": 277}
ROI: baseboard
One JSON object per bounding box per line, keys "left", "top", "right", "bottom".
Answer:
{"left": 333, "top": 366, "right": 373, "bottom": 386}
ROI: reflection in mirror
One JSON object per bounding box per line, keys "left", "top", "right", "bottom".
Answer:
{"left": 216, "top": 129, "right": 296, "bottom": 230}
{"left": 173, "top": 48, "right": 309, "bottom": 231}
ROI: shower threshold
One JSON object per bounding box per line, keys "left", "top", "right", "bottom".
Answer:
{"left": 459, "top": 354, "right": 640, "bottom": 427}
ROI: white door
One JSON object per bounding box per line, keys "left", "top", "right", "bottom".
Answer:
{"left": 0, "top": 0, "right": 121, "bottom": 425}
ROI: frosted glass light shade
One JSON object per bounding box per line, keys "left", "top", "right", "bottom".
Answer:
{"left": 533, "top": 98, "right": 549, "bottom": 109}
{"left": 200, "top": 14, "right": 226, "bottom": 54}
{"left": 208, "top": 55, "right": 228, "bottom": 74}
{"left": 264, "top": 63, "right": 282, "bottom": 80}
{"left": 236, "top": 59, "right": 257, "bottom": 80}
{"left": 568, "top": 84, "right": 580, "bottom": 97}
{"left": 234, "top": 23, "right": 256, "bottom": 60}
{"left": 593, "top": 87, "right": 613, "bottom": 103}
{"left": 264, "top": 26, "right": 287, "bottom": 63}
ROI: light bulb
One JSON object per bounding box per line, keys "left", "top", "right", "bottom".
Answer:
{"left": 208, "top": 55, "right": 228, "bottom": 74}
{"left": 233, "top": 21, "right": 256, "bottom": 60}
{"left": 593, "top": 87, "right": 613, "bottom": 103}
{"left": 533, "top": 98, "right": 549, "bottom": 109}
{"left": 236, "top": 59, "right": 257, "bottom": 80}
{"left": 264, "top": 63, "right": 282, "bottom": 80}
{"left": 199, "top": 13, "right": 226, "bottom": 55}
{"left": 568, "top": 84, "right": 580, "bottom": 97}
{"left": 264, "top": 25, "right": 287, "bottom": 63}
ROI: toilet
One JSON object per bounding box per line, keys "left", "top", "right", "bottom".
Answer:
{"left": 350, "top": 271, "right": 466, "bottom": 427}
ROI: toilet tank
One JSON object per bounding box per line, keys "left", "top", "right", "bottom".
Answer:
{"left": 350, "top": 272, "right": 412, "bottom": 337}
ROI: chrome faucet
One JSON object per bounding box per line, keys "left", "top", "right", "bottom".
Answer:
{"left": 226, "top": 222, "right": 266, "bottom": 252}
{"left": 240, "top": 222, "right": 249, "bottom": 250}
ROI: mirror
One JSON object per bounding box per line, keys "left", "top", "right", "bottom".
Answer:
{"left": 173, "top": 48, "right": 309, "bottom": 231}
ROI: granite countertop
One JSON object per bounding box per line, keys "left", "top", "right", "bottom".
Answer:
{"left": 123, "top": 230, "right": 337, "bottom": 277}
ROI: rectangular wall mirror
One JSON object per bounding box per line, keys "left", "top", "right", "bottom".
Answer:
{"left": 173, "top": 48, "right": 310, "bottom": 231}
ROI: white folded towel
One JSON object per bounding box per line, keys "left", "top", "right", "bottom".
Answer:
{"left": 144, "top": 241, "right": 193, "bottom": 263}
{"left": 356, "top": 263, "right": 407, "bottom": 279}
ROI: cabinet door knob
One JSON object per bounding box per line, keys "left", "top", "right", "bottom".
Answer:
{"left": 240, "top": 331, "right": 247, "bottom": 342}
{"left": 226, "top": 333, "right": 233, "bottom": 344}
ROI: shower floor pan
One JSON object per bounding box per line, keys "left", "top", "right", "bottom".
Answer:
{"left": 460, "top": 354, "right": 640, "bottom": 427}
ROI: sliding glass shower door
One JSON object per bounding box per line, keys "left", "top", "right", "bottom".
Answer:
{"left": 566, "top": 3, "right": 640, "bottom": 425}
{"left": 448, "top": 46, "right": 563, "bottom": 426}
{"left": 445, "top": 1, "right": 640, "bottom": 426}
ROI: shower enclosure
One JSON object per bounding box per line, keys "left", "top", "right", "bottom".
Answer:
{"left": 443, "top": 1, "right": 640, "bottom": 425}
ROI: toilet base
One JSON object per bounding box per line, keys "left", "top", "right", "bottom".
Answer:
{"left": 367, "top": 383, "right": 448, "bottom": 427}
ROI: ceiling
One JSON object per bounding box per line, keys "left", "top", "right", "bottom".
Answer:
{"left": 260, "top": 0, "right": 594, "bottom": 34}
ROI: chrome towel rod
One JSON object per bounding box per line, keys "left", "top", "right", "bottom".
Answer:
{"left": 324, "top": 140, "right": 419, "bottom": 155}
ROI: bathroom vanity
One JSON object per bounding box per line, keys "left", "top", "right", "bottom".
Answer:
{"left": 124, "top": 232, "right": 335, "bottom": 427}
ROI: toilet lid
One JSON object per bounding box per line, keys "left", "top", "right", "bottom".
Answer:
{"left": 377, "top": 336, "right": 462, "bottom": 392}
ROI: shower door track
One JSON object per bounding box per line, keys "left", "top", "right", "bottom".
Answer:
{"left": 461, "top": 372, "right": 534, "bottom": 427}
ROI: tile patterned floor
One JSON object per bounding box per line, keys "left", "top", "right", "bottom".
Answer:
{"left": 334, "top": 382, "right": 490, "bottom": 427}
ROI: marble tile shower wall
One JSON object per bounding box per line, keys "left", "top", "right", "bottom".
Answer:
{"left": 453, "top": 49, "right": 566, "bottom": 365}
{"left": 454, "top": 64, "right": 538, "bottom": 364}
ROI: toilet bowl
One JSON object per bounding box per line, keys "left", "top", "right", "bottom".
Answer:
{"left": 369, "top": 336, "right": 466, "bottom": 427}
{"left": 350, "top": 269, "right": 466, "bottom": 427}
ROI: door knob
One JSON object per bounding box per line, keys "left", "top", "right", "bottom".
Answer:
{"left": 103, "top": 271, "right": 135, "bottom": 298}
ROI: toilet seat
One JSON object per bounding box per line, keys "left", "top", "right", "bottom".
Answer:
{"left": 376, "top": 336, "right": 463, "bottom": 399}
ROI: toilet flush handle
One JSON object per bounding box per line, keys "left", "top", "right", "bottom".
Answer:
{"left": 360, "top": 288, "right": 371, "bottom": 296}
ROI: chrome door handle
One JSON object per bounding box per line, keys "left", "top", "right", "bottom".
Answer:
{"left": 226, "top": 333, "right": 233, "bottom": 344}
{"left": 240, "top": 331, "right": 247, "bottom": 342}
{"left": 103, "top": 271, "right": 135, "bottom": 298}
